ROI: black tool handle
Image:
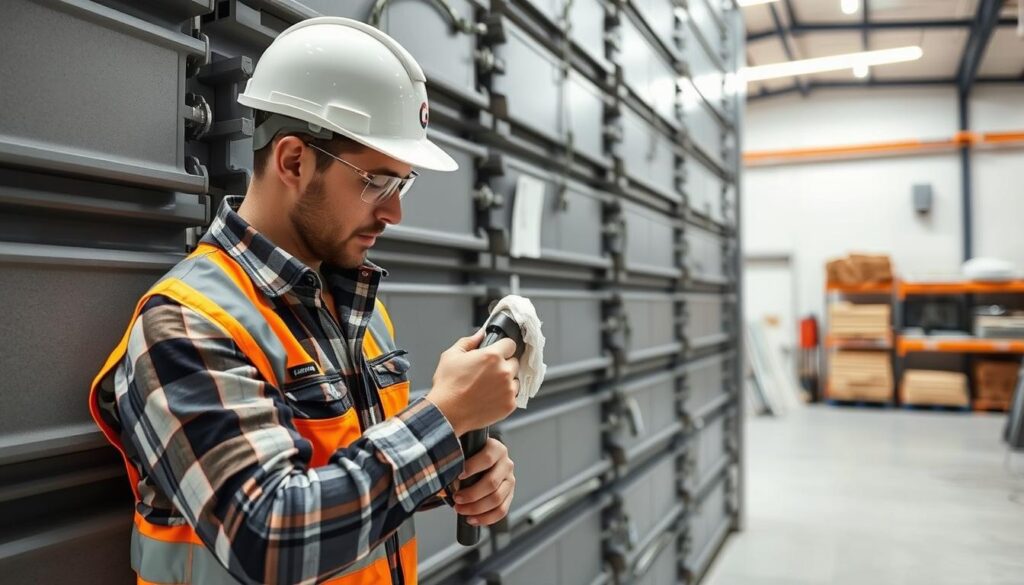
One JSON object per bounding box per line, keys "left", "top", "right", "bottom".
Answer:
{"left": 457, "top": 312, "right": 525, "bottom": 546}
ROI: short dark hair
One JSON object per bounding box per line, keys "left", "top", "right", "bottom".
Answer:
{"left": 252, "top": 110, "right": 361, "bottom": 177}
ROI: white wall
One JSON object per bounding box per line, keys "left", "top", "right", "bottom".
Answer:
{"left": 742, "top": 86, "right": 1024, "bottom": 324}
{"left": 971, "top": 86, "right": 1024, "bottom": 268}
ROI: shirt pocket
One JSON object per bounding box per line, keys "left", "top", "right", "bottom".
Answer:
{"left": 282, "top": 372, "right": 354, "bottom": 419}
{"left": 366, "top": 349, "right": 412, "bottom": 389}
{"left": 367, "top": 350, "right": 412, "bottom": 419}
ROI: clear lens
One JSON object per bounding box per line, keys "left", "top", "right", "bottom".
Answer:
{"left": 306, "top": 142, "right": 418, "bottom": 206}
{"left": 359, "top": 174, "right": 417, "bottom": 204}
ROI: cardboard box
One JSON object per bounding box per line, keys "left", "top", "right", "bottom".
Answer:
{"left": 901, "top": 369, "right": 969, "bottom": 407}
{"left": 974, "top": 360, "right": 1020, "bottom": 401}
{"left": 826, "top": 253, "right": 894, "bottom": 287}
{"left": 850, "top": 254, "right": 893, "bottom": 283}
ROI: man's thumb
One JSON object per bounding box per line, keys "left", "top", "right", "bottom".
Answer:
{"left": 453, "top": 328, "right": 485, "bottom": 352}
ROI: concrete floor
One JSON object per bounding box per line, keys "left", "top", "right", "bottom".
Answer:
{"left": 704, "top": 405, "right": 1024, "bottom": 585}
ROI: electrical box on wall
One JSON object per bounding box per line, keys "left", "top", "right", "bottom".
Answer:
{"left": 913, "top": 184, "right": 933, "bottom": 214}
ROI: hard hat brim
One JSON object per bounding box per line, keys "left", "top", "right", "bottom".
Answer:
{"left": 347, "top": 132, "right": 459, "bottom": 173}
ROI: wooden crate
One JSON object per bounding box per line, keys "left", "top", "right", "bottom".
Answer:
{"left": 829, "top": 302, "right": 891, "bottom": 339}
{"left": 828, "top": 351, "right": 893, "bottom": 402}
{"left": 901, "top": 369, "right": 969, "bottom": 407}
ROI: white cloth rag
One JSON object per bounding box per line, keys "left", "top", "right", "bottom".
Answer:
{"left": 487, "top": 295, "right": 547, "bottom": 408}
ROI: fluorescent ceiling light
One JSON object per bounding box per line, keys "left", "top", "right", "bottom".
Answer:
{"left": 853, "top": 63, "right": 869, "bottom": 78}
{"left": 841, "top": 0, "right": 860, "bottom": 15}
{"left": 737, "top": 0, "right": 780, "bottom": 7}
{"left": 740, "top": 46, "right": 923, "bottom": 81}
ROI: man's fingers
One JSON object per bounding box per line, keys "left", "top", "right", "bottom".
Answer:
{"left": 454, "top": 478, "right": 513, "bottom": 517}
{"left": 464, "top": 484, "right": 516, "bottom": 526}
{"left": 459, "top": 438, "right": 507, "bottom": 479}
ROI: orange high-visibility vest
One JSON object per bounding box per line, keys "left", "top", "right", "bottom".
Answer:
{"left": 89, "top": 243, "right": 417, "bottom": 584}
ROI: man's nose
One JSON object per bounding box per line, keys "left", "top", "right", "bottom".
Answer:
{"left": 375, "top": 192, "right": 403, "bottom": 226}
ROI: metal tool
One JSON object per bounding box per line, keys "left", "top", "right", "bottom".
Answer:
{"left": 457, "top": 310, "right": 526, "bottom": 546}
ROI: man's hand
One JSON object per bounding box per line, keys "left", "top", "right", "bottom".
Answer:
{"left": 453, "top": 438, "right": 515, "bottom": 526}
{"left": 426, "top": 330, "right": 520, "bottom": 436}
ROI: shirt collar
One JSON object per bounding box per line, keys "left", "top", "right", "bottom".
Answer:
{"left": 201, "top": 196, "right": 387, "bottom": 298}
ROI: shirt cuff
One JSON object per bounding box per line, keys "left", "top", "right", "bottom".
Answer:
{"left": 364, "top": 396, "right": 465, "bottom": 513}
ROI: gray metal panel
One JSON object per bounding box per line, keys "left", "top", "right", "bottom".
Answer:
{"left": 481, "top": 495, "right": 609, "bottom": 585}
{"left": 684, "top": 224, "right": 728, "bottom": 284}
{"left": 621, "top": 292, "right": 681, "bottom": 361}
{"left": 519, "top": 288, "right": 609, "bottom": 380}
{"left": 619, "top": 15, "right": 653, "bottom": 102}
{"left": 622, "top": 201, "right": 680, "bottom": 277}
{"left": 690, "top": 411, "right": 729, "bottom": 489}
{"left": 1, "top": 0, "right": 207, "bottom": 192}
{"left": 685, "top": 0, "right": 726, "bottom": 65}
{"left": 495, "top": 21, "right": 564, "bottom": 143}
{"left": 681, "top": 293, "right": 730, "bottom": 349}
{"left": 619, "top": 13, "right": 678, "bottom": 131}
{"left": 701, "top": 0, "right": 726, "bottom": 28}
{"left": 629, "top": 532, "right": 680, "bottom": 585}
{"left": 680, "top": 353, "right": 731, "bottom": 419}
{"left": 609, "top": 370, "right": 682, "bottom": 463}
{"left": 298, "top": 0, "right": 489, "bottom": 106}
{"left": 681, "top": 22, "right": 726, "bottom": 116}
{"left": 615, "top": 453, "right": 679, "bottom": 541}
{"left": 492, "top": 157, "right": 609, "bottom": 268}
{"left": 685, "top": 155, "right": 728, "bottom": 225}
{"left": 568, "top": 69, "right": 612, "bottom": 165}
{"left": 568, "top": 0, "right": 610, "bottom": 68}
{"left": 682, "top": 87, "right": 726, "bottom": 169}
{"left": 498, "top": 390, "right": 609, "bottom": 528}
{"left": 0, "top": 510, "right": 134, "bottom": 585}
{"left": 631, "top": 0, "right": 680, "bottom": 58}
{"left": 384, "top": 131, "right": 488, "bottom": 250}
{"left": 649, "top": 47, "right": 681, "bottom": 129}
{"left": 519, "top": 0, "right": 609, "bottom": 69}
{"left": 488, "top": 23, "right": 610, "bottom": 162}
{"left": 620, "top": 107, "right": 680, "bottom": 202}
{"left": 376, "top": 282, "right": 486, "bottom": 392}
{"left": 0, "top": 262, "right": 172, "bottom": 450}
{"left": 685, "top": 473, "right": 731, "bottom": 576}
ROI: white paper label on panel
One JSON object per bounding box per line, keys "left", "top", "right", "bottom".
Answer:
{"left": 510, "top": 174, "right": 546, "bottom": 258}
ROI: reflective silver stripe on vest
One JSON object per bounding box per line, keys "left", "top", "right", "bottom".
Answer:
{"left": 160, "top": 251, "right": 293, "bottom": 386}
{"left": 367, "top": 303, "right": 397, "bottom": 357}
{"left": 129, "top": 253, "right": 415, "bottom": 583}
{"left": 131, "top": 520, "right": 416, "bottom": 584}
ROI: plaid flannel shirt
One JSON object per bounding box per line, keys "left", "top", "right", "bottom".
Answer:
{"left": 102, "top": 196, "right": 463, "bottom": 584}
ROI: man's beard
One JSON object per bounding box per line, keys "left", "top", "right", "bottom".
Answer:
{"left": 290, "top": 175, "right": 382, "bottom": 269}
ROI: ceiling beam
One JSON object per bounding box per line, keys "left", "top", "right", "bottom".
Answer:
{"left": 862, "top": 0, "right": 873, "bottom": 82}
{"left": 747, "top": 17, "right": 1017, "bottom": 42}
{"left": 957, "top": 0, "right": 1006, "bottom": 95}
{"left": 746, "top": 76, "right": 1024, "bottom": 101}
{"left": 768, "top": 2, "right": 809, "bottom": 96}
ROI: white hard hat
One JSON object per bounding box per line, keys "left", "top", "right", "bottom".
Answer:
{"left": 238, "top": 17, "right": 458, "bottom": 172}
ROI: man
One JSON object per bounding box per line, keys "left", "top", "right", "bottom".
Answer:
{"left": 89, "top": 17, "right": 520, "bottom": 585}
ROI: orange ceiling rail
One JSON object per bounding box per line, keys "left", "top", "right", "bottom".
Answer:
{"left": 744, "top": 129, "right": 1024, "bottom": 166}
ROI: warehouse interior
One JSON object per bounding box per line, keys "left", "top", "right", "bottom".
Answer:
{"left": 0, "top": 0, "right": 1021, "bottom": 584}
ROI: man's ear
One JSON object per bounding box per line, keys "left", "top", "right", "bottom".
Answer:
{"left": 272, "top": 136, "right": 310, "bottom": 193}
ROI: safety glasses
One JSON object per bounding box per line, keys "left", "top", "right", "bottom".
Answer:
{"left": 305, "top": 142, "right": 418, "bottom": 205}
